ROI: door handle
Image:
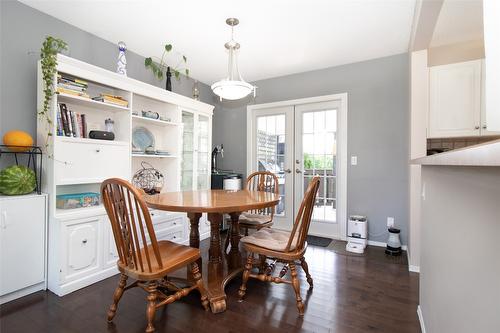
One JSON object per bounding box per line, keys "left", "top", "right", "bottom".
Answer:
{"left": 284, "top": 169, "right": 292, "bottom": 174}
{"left": 296, "top": 168, "right": 302, "bottom": 174}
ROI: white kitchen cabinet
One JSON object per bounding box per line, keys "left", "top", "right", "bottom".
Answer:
{"left": 483, "top": 0, "right": 500, "bottom": 132}
{"left": 429, "top": 60, "right": 482, "bottom": 138}
{"left": 0, "top": 194, "right": 47, "bottom": 304}
{"left": 480, "top": 60, "right": 500, "bottom": 136}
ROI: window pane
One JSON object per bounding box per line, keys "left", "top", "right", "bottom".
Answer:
{"left": 276, "top": 115, "right": 285, "bottom": 135}
{"left": 303, "top": 112, "right": 314, "bottom": 133}
{"left": 325, "top": 110, "right": 337, "bottom": 131}
{"left": 314, "top": 132, "right": 325, "bottom": 154}
{"left": 314, "top": 111, "right": 325, "bottom": 131}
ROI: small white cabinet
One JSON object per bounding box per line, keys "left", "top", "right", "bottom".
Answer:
{"left": 0, "top": 194, "right": 47, "bottom": 304}
{"left": 429, "top": 59, "right": 500, "bottom": 138}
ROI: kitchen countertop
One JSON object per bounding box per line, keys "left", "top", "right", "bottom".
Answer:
{"left": 412, "top": 138, "right": 500, "bottom": 166}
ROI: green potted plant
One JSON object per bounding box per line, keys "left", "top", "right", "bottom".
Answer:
{"left": 145, "top": 43, "right": 189, "bottom": 91}
{"left": 39, "top": 36, "right": 67, "bottom": 153}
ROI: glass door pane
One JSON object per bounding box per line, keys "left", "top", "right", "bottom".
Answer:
{"left": 256, "top": 114, "right": 287, "bottom": 216}
{"left": 302, "top": 109, "right": 337, "bottom": 223}
{"left": 197, "top": 114, "right": 210, "bottom": 190}
{"left": 181, "top": 111, "right": 194, "bottom": 191}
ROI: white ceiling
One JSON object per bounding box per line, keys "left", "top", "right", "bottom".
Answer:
{"left": 20, "top": 0, "right": 416, "bottom": 85}
{"left": 430, "top": 0, "right": 483, "bottom": 47}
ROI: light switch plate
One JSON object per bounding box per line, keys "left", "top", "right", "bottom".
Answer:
{"left": 387, "top": 217, "right": 395, "bottom": 228}
{"left": 351, "top": 156, "right": 358, "bottom": 166}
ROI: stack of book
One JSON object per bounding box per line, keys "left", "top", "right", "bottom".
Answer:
{"left": 57, "top": 103, "right": 88, "bottom": 138}
{"left": 57, "top": 74, "right": 89, "bottom": 98}
{"left": 92, "top": 94, "right": 128, "bottom": 107}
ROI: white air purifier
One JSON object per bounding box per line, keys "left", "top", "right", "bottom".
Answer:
{"left": 346, "top": 215, "right": 368, "bottom": 254}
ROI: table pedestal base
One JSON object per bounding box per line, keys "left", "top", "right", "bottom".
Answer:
{"left": 186, "top": 212, "right": 244, "bottom": 313}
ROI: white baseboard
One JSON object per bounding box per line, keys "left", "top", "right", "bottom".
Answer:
{"left": 0, "top": 282, "right": 46, "bottom": 305}
{"left": 406, "top": 248, "right": 420, "bottom": 273}
{"left": 367, "top": 240, "right": 408, "bottom": 251}
{"left": 417, "top": 305, "right": 426, "bottom": 333}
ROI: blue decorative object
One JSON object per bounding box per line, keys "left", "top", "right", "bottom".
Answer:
{"left": 117, "top": 41, "right": 127, "bottom": 76}
{"left": 132, "top": 126, "right": 155, "bottom": 152}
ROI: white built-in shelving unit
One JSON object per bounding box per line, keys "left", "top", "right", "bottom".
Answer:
{"left": 37, "top": 54, "right": 213, "bottom": 296}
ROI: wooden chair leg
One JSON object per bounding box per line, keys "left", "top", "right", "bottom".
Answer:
{"left": 289, "top": 263, "right": 305, "bottom": 316}
{"left": 258, "top": 254, "right": 267, "bottom": 274}
{"left": 145, "top": 282, "right": 158, "bottom": 333}
{"left": 191, "top": 263, "right": 209, "bottom": 311}
{"left": 300, "top": 257, "right": 313, "bottom": 289}
{"left": 238, "top": 253, "right": 253, "bottom": 301}
{"left": 107, "top": 273, "right": 128, "bottom": 322}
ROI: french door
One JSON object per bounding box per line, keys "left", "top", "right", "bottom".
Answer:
{"left": 248, "top": 95, "right": 347, "bottom": 239}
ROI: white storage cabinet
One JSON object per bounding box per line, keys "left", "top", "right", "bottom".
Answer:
{"left": 0, "top": 194, "right": 47, "bottom": 304}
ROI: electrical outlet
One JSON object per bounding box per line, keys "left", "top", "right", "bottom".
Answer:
{"left": 387, "top": 217, "right": 395, "bottom": 228}
{"left": 351, "top": 155, "right": 358, "bottom": 166}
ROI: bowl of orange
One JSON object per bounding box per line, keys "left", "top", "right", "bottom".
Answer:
{"left": 2, "top": 130, "right": 34, "bottom": 152}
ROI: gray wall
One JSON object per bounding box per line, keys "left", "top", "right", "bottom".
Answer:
{"left": 420, "top": 166, "right": 500, "bottom": 333}
{"left": 214, "top": 54, "right": 410, "bottom": 244}
{"left": 0, "top": 0, "right": 217, "bottom": 141}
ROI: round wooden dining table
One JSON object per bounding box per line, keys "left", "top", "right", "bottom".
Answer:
{"left": 145, "top": 189, "right": 280, "bottom": 313}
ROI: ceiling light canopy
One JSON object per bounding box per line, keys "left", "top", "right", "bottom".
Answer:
{"left": 211, "top": 18, "right": 256, "bottom": 101}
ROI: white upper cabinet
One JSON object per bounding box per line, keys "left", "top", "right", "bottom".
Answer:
{"left": 483, "top": 0, "right": 500, "bottom": 132}
{"left": 429, "top": 60, "right": 482, "bottom": 138}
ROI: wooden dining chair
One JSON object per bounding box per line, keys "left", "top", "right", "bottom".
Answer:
{"left": 224, "top": 171, "right": 279, "bottom": 252}
{"left": 237, "top": 176, "right": 320, "bottom": 316}
{"left": 101, "top": 178, "right": 209, "bottom": 333}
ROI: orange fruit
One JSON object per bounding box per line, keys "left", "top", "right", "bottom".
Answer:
{"left": 3, "top": 130, "right": 34, "bottom": 152}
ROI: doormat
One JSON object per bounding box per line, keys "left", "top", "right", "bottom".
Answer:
{"left": 306, "top": 235, "right": 333, "bottom": 247}
{"left": 327, "top": 240, "right": 408, "bottom": 265}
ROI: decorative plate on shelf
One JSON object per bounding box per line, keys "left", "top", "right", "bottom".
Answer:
{"left": 132, "top": 127, "right": 155, "bottom": 152}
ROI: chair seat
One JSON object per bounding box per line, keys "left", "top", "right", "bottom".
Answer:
{"left": 118, "top": 240, "right": 200, "bottom": 280}
{"left": 239, "top": 212, "right": 272, "bottom": 225}
{"left": 240, "top": 228, "right": 298, "bottom": 252}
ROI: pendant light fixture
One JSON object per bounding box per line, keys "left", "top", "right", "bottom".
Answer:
{"left": 211, "top": 18, "right": 256, "bottom": 101}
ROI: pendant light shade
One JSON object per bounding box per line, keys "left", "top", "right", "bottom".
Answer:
{"left": 211, "top": 18, "right": 255, "bottom": 101}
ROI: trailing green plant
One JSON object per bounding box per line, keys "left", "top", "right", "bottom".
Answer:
{"left": 145, "top": 43, "right": 189, "bottom": 81}
{"left": 39, "top": 36, "right": 67, "bottom": 151}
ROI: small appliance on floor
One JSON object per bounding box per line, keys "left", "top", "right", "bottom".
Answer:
{"left": 385, "top": 227, "right": 402, "bottom": 256}
{"left": 346, "top": 215, "right": 368, "bottom": 254}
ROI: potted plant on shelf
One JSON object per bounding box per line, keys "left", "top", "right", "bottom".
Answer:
{"left": 39, "top": 36, "right": 68, "bottom": 154}
{"left": 144, "top": 43, "right": 189, "bottom": 91}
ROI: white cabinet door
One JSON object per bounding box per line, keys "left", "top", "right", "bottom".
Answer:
{"left": 0, "top": 195, "right": 46, "bottom": 296}
{"left": 181, "top": 110, "right": 212, "bottom": 191}
{"left": 483, "top": 0, "right": 500, "bottom": 132}
{"left": 429, "top": 60, "right": 482, "bottom": 138}
{"left": 54, "top": 139, "right": 130, "bottom": 185}
{"left": 61, "top": 216, "right": 101, "bottom": 282}
{"left": 480, "top": 60, "right": 500, "bottom": 136}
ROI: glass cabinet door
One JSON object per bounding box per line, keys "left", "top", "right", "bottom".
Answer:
{"left": 197, "top": 114, "right": 210, "bottom": 190}
{"left": 181, "top": 111, "right": 194, "bottom": 191}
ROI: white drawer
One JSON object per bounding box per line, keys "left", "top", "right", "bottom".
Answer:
{"left": 155, "top": 226, "right": 184, "bottom": 244}
{"left": 54, "top": 139, "right": 130, "bottom": 185}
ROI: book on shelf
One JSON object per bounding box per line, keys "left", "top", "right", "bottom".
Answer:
{"left": 57, "top": 103, "right": 88, "bottom": 138}
{"left": 57, "top": 74, "right": 89, "bottom": 98}
{"left": 57, "top": 87, "right": 90, "bottom": 98}
{"left": 91, "top": 94, "right": 128, "bottom": 107}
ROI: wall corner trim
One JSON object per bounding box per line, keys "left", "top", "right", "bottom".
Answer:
{"left": 417, "top": 305, "right": 426, "bottom": 333}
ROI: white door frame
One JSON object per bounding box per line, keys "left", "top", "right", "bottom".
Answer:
{"left": 247, "top": 93, "right": 348, "bottom": 240}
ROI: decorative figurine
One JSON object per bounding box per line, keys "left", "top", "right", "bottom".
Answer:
{"left": 166, "top": 66, "right": 172, "bottom": 91}
{"left": 192, "top": 80, "right": 200, "bottom": 100}
{"left": 117, "top": 41, "right": 127, "bottom": 76}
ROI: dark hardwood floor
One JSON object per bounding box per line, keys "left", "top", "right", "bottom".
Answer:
{"left": 0, "top": 237, "right": 420, "bottom": 333}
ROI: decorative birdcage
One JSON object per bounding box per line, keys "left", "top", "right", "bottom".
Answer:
{"left": 132, "top": 161, "right": 164, "bottom": 194}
